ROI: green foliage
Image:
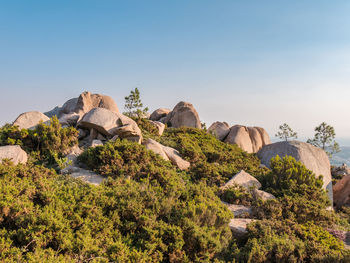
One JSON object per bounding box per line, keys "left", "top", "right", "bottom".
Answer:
{"left": 0, "top": 159, "right": 232, "bottom": 262}
{"left": 157, "top": 127, "right": 267, "bottom": 186}
{"left": 219, "top": 185, "right": 254, "bottom": 206}
{"left": 275, "top": 123, "right": 297, "bottom": 141}
{"left": 258, "top": 155, "right": 325, "bottom": 198}
{"left": 0, "top": 120, "right": 347, "bottom": 262}
{"left": 0, "top": 116, "right": 78, "bottom": 168}
{"left": 237, "top": 220, "right": 347, "bottom": 263}
{"left": 133, "top": 117, "right": 160, "bottom": 138}
{"left": 124, "top": 87, "right": 149, "bottom": 118}
{"left": 307, "top": 122, "right": 340, "bottom": 158}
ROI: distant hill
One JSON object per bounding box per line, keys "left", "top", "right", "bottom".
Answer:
{"left": 331, "top": 146, "right": 350, "bottom": 166}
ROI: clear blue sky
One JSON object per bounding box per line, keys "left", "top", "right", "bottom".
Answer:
{"left": 1, "top": 1, "right": 350, "bottom": 143}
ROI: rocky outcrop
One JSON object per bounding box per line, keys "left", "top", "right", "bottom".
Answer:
{"left": 142, "top": 139, "right": 190, "bottom": 170}
{"left": 257, "top": 141, "right": 333, "bottom": 202}
{"left": 221, "top": 170, "right": 261, "bottom": 190}
{"left": 74, "top": 91, "right": 119, "bottom": 115}
{"left": 78, "top": 108, "right": 120, "bottom": 136}
{"left": 333, "top": 175, "right": 350, "bottom": 208}
{"left": 164, "top": 102, "right": 201, "bottom": 129}
{"left": 150, "top": 108, "right": 171, "bottom": 121}
{"left": 225, "top": 125, "right": 270, "bottom": 153}
{"left": 77, "top": 108, "right": 142, "bottom": 143}
{"left": 13, "top": 111, "right": 50, "bottom": 130}
{"left": 113, "top": 123, "right": 143, "bottom": 144}
{"left": 0, "top": 145, "right": 28, "bottom": 165}
{"left": 45, "top": 92, "right": 119, "bottom": 120}
{"left": 208, "top": 121, "right": 230, "bottom": 141}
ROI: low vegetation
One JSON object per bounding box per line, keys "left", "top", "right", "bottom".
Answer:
{"left": 0, "top": 121, "right": 349, "bottom": 262}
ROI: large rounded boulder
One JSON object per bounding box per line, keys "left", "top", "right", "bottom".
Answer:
{"left": 224, "top": 125, "right": 270, "bottom": 153}
{"left": 13, "top": 111, "right": 50, "bottom": 130}
{"left": 78, "top": 108, "right": 142, "bottom": 143}
{"left": 257, "top": 141, "right": 333, "bottom": 202}
{"left": 164, "top": 101, "right": 201, "bottom": 129}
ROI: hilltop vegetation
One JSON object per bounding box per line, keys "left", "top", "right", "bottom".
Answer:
{"left": 0, "top": 117, "right": 350, "bottom": 262}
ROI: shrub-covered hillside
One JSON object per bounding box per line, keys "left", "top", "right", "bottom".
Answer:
{"left": 1, "top": 118, "right": 350, "bottom": 262}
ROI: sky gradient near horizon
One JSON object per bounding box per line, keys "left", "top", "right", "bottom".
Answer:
{"left": 1, "top": 1, "right": 350, "bottom": 144}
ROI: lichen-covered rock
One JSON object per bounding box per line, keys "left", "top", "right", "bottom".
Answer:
{"left": 13, "top": 111, "right": 50, "bottom": 130}
{"left": 0, "top": 145, "right": 28, "bottom": 165}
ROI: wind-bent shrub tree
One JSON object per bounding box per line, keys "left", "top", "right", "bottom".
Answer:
{"left": 307, "top": 122, "right": 340, "bottom": 157}
{"left": 275, "top": 123, "right": 297, "bottom": 141}
{"left": 124, "top": 87, "right": 149, "bottom": 118}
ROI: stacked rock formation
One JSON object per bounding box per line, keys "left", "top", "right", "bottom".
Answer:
{"left": 208, "top": 122, "right": 271, "bottom": 153}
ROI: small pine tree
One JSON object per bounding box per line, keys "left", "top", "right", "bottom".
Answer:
{"left": 124, "top": 88, "right": 149, "bottom": 118}
{"left": 275, "top": 123, "right": 297, "bottom": 141}
{"left": 307, "top": 122, "right": 340, "bottom": 158}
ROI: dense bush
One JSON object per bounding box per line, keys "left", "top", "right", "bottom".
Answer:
{"left": 0, "top": 116, "right": 78, "bottom": 167}
{"left": 257, "top": 155, "right": 325, "bottom": 198}
{"left": 157, "top": 128, "right": 267, "bottom": 186}
{"left": 1, "top": 122, "right": 349, "bottom": 262}
{"left": 0, "top": 159, "right": 232, "bottom": 262}
{"left": 219, "top": 184, "right": 254, "bottom": 206}
{"left": 237, "top": 220, "right": 348, "bottom": 263}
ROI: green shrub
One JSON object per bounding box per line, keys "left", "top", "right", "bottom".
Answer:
{"left": 237, "top": 220, "right": 346, "bottom": 263}
{"left": 0, "top": 158, "right": 232, "bottom": 262}
{"left": 157, "top": 128, "right": 267, "bottom": 186}
{"left": 0, "top": 116, "right": 78, "bottom": 168}
{"left": 133, "top": 117, "right": 160, "bottom": 137}
{"left": 258, "top": 155, "right": 325, "bottom": 198}
{"left": 219, "top": 185, "right": 254, "bottom": 206}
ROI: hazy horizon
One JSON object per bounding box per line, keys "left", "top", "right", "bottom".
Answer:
{"left": 1, "top": 1, "right": 350, "bottom": 142}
